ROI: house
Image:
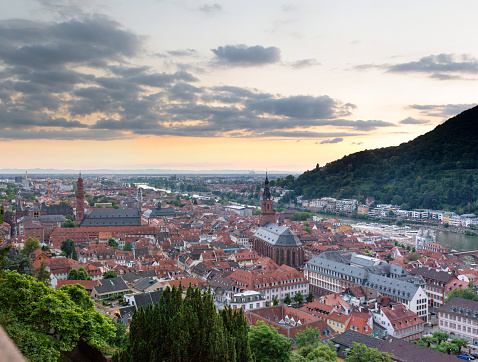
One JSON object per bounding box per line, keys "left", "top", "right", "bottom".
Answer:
{"left": 227, "top": 264, "right": 309, "bottom": 303}
{"left": 246, "top": 305, "right": 336, "bottom": 340}
{"left": 373, "top": 304, "right": 424, "bottom": 341}
{"left": 91, "top": 277, "right": 130, "bottom": 299}
{"left": 332, "top": 329, "right": 458, "bottom": 362}
{"left": 326, "top": 312, "right": 350, "bottom": 333}
{"left": 56, "top": 279, "right": 99, "bottom": 293}
{"left": 438, "top": 297, "right": 478, "bottom": 346}
{"left": 133, "top": 277, "right": 164, "bottom": 293}
{"left": 230, "top": 290, "right": 266, "bottom": 311}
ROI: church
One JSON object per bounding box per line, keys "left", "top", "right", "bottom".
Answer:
{"left": 252, "top": 175, "right": 305, "bottom": 268}
{"left": 75, "top": 175, "right": 141, "bottom": 227}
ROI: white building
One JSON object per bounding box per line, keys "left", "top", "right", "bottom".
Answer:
{"left": 230, "top": 290, "right": 266, "bottom": 311}
{"left": 438, "top": 297, "right": 478, "bottom": 347}
{"left": 372, "top": 304, "right": 424, "bottom": 341}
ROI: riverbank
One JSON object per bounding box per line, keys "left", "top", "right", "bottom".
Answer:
{"left": 350, "top": 222, "right": 416, "bottom": 247}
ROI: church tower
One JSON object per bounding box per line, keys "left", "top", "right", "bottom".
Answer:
{"left": 259, "top": 173, "right": 276, "bottom": 226}
{"left": 75, "top": 174, "right": 85, "bottom": 226}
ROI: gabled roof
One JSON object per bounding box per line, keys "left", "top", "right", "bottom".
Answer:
{"left": 409, "top": 267, "right": 453, "bottom": 283}
{"left": 81, "top": 209, "right": 141, "bottom": 227}
{"left": 254, "top": 222, "right": 302, "bottom": 247}
{"left": 93, "top": 277, "right": 130, "bottom": 295}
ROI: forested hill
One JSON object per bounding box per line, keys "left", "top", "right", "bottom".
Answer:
{"left": 291, "top": 105, "right": 478, "bottom": 213}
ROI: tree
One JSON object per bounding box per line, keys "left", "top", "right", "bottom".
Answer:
{"left": 108, "top": 237, "right": 119, "bottom": 249}
{"left": 451, "top": 337, "right": 469, "bottom": 354}
{"left": 0, "top": 271, "right": 115, "bottom": 361}
{"left": 345, "top": 342, "right": 393, "bottom": 361}
{"left": 306, "top": 291, "right": 314, "bottom": 303}
{"left": 61, "top": 219, "right": 76, "bottom": 228}
{"left": 61, "top": 238, "right": 75, "bottom": 258}
{"left": 0, "top": 244, "right": 12, "bottom": 269}
{"left": 408, "top": 252, "right": 421, "bottom": 261}
{"left": 284, "top": 293, "right": 292, "bottom": 305}
{"left": 67, "top": 268, "right": 78, "bottom": 280}
{"left": 272, "top": 296, "right": 279, "bottom": 306}
{"left": 445, "top": 287, "right": 478, "bottom": 303}
{"left": 295, "top": 342, "right": 337, "bottom": 361}
{"left": 249, "top": 320, "right": 291, "bottom": 362}
{"left": 432, "top": 331, "right": 450, "bottom": 344}
{"left": 123, "top": 242, "right": 133, "bottom": 252}
{"left": 433, "top": 341, "right": 458, "bottom": 355}
{"left": 294, "top": 291, "right": 304, "bottom": 306}
{"left": 21, "top": 237, "right": 40, "bottom": 255}
{"left": 67, "top": 267, "right": 91, "bottom": 281}
{"left": 121, "top": 285, "right": 249, "bottom": 362}
{"left": 295, "top": 327, "right": 321, "bottom": 348}
{"left": 103, "top": 270, "right": 117, "bottom": 279}
{"left": 36, "top": 262, "right": 50, "bottom": 285}
{"left": 420, "top": 336, "right": 437, "bottom": 348}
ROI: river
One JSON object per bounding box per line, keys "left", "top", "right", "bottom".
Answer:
{"left": 314, "top": 213, "right": 478, "bottom": 252}
{"left": 436, "top": 231, "right": 478, "bottom": 252}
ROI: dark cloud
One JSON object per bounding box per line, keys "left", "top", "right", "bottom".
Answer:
{"left": 0, "top": 17, "right": 142, "bottom": 70}
{"left": 399, "top": 117, "right": 429, "bottom": 125}
{"left": 0, "top": 129, "right": 124, "bottom": 140}
{"left": 246, "top": 96, "right": 355, "bottom": 120}
{"left": 199, "top": 3, "right": 222, "bottom": 13}
{"left": 320, "top": 137, "right": 343, "bottom": 144}
{"left": 409, "top": 104, "right": 477, "bottom": 118}
{"left": 211, "top": 44, "right": 281, "bottom": 67}
{"left": 0, "top": 14, "right": 388, "bottom": 141}
{"left": 291, "top": 59, "right": 320, "bottom": 69}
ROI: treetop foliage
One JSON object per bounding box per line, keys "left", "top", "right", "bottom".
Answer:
{"left": 117, "top": 284, "right": 251, "bottom": 362}
{"left": 0, "top": 270, "right": 116, "bottom": 361}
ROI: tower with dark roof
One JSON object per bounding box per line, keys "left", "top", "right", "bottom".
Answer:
{"left": 75, "top": 174, "right": 85, "bottom": 226}
{"left": 260, "top": 173, "right": 276, "bottom": 226}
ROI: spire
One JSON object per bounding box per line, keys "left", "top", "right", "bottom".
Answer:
{"left": 262, "top": 172, "right": 271, "bottom": 201}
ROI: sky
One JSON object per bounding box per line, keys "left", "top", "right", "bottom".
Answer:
{"left": 0, "top": 0, "right": 477, "bottom": 172}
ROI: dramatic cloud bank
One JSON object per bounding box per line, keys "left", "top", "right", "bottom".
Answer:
{"left": 0, "top": 15, "right": 395, "bottom": 141}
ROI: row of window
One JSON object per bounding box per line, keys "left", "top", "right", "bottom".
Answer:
{"left": 440, "top": 313, "right": 478, "bottom": 325}
{"left": 441, "top": 321, "right": 478, "bottom": 335}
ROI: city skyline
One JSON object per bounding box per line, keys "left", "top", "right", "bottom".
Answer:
{"left": 1, "top": 0, "right": 477, "bottom": 171}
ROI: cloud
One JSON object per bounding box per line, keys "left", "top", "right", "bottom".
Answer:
{"left": 246, "top": 96, "right": 355, "bottom": 120}
{"left": 388, "top": 54, "right": 478, "bottom": 74}
{"left": 356, "top": 54, "right": 478, "bottom": 80}
{"left": 211, "top": 44, "right": 281, "bottom": 67}
{"left": 386, "top": 54, "right": 478, "bottom": 80}
{"left": 351, "top": 142, "right": 363, "bottom": 145}
{"left": 0, "top": 14, "right": 392, "bottom": 141}
{"left": 409, "top": 104, "right": 477, "bottom": 118}
{"left": 399, "top": 117, "right": 429, "bottom": 125}
{"left": 199, "top": 3, "right": 222, "bottom": 14}
{"left": 320, "top": 137, "right": 343, "bottom": 144}
{"left": 167, "top": 49, "right": 197, "bottom": 57}
{"left": 0, "top": 16, "right": 142, "bottom": 70}
{"left": 291, "top": 59, "right": 320, "bottom": 69}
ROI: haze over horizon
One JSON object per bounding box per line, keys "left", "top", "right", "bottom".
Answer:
{"left": 1, "top": 0, "right": 477, "bottom": 172}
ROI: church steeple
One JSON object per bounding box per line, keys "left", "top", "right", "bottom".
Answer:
{"left": 259, "top": 172, "right": 276, "bottom": 226}
{"left": 75, "top": 174, "right": 85, "bottom": 226}
{"left": 262, "top": 172, "right": 272, "bottom": 201}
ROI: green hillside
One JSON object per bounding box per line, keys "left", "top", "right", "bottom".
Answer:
{"left": 291, "top": 105, "right": 478, "bottom": 214}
